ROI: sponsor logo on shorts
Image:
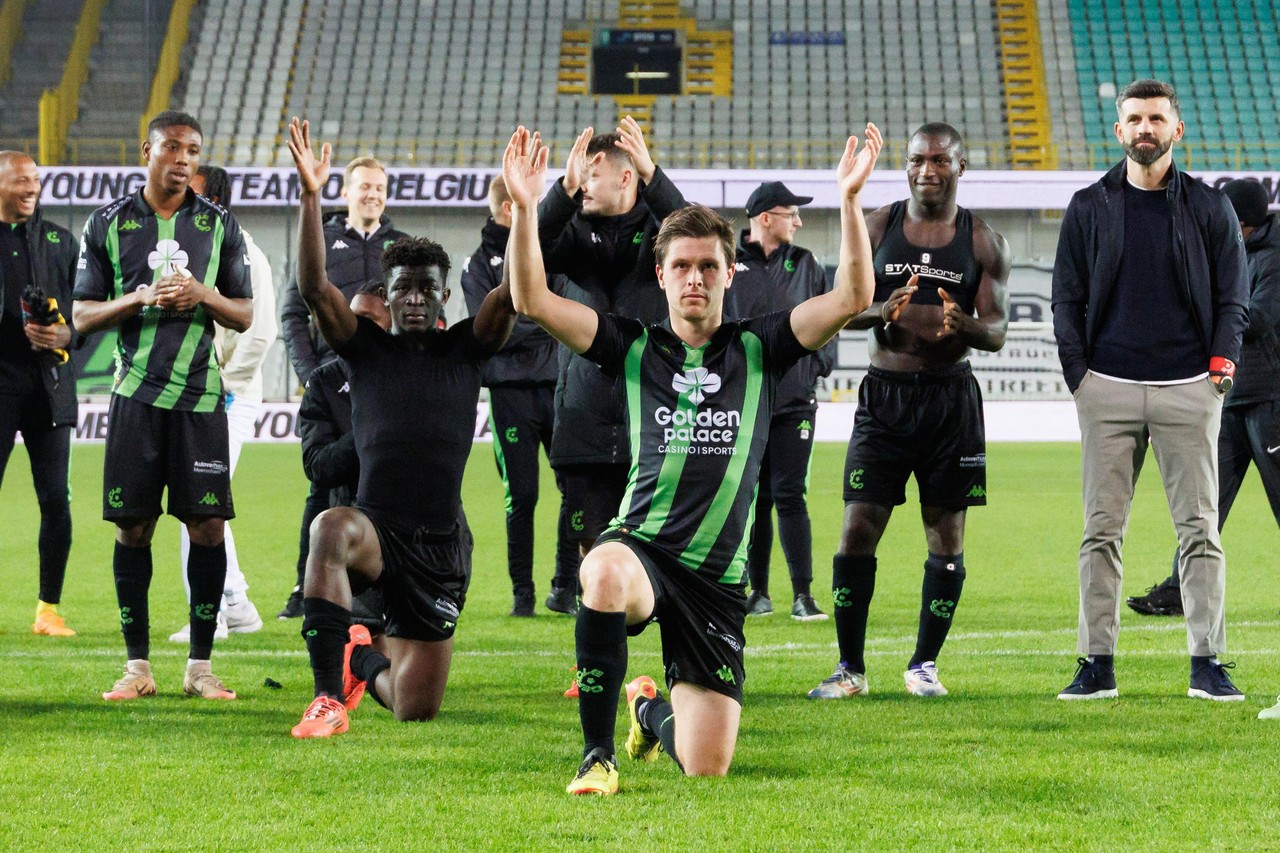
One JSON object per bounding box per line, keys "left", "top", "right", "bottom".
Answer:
{"left": 967, "top": 485, "right": 986, "bottom": 498}
{"left": 930, "top": 598, "right": 955, "bottom": 619}
{"left": 198, "top": 491, "right": 221, "bottom": 506}
{"left": 193, "top": 213, "right": 212, "bottom": 232}
{"left": 194, "top": 602, "right": 217, "bottom": 621}
{"left": 959, "top": 454, "right": 985, "bottom": 468}
{"left": 706, "top": 622, "right": 741, "bottom": 652}
{"left": 576, "top": 667, "right": 605, "bottom": 693}
{"left": 848, "top": 468, "right": 865, "bottom": 490}
{"left": 434, "top": 598, "right": 460, "bottom": 621}
{"left": 716, "top": 666, "right": 736, "bottom": 685}
{"left": 570, "top": 510, "right": 585, "bottom": 532}
{"left": 107, "top": 486, "right": 124, "bottom": 508}
{"left": 194, "top": 460, "right": 229, "bottom": 475}
{"left": 832, "top": 586, "right": 852, "bottom": 608}
{"left": 504, "top": 426, "right": 518, "bottom": 443}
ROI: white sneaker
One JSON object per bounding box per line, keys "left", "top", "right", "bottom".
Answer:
{"left": 1260, "top": 698, "right": 1280, "bottom": 720}
{"left": 169, "top": 611, "right": 229, "bottom": 643}
{"left": 223, "top": 595, "right": 263, "bottom": 634}
{"left": 904, "top": 661, "right": 948, "bottom": 697}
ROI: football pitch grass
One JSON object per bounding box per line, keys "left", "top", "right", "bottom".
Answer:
{"left": 2, "top": 441, "right": 1279, "bottom": 850}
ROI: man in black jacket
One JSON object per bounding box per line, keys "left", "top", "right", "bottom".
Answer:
{"left": 462, "top": 175, "right": 580, "bottom": 616}
{"left": 277, "top": 155, "right": 409, "bottom": 620}
{"left": 1052, "top": 80, "right": 1250, "bottom": 701}
{"left": 728, "top": 181, "right": 835, "bottom": 621}
{"left": 0, "top": 151, "right": 80, "bottom": 638}
{"left": 1128, "top": 179, "right": 1280, "bottom": 618}
{"left": 538, "top": 118, "right": 687, "bottom": 556}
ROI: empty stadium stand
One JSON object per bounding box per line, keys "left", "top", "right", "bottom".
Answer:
{"left": 0, "top": 0, "right": 83, "bottom": 149}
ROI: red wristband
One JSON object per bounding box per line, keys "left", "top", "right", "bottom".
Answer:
{"left": 1209, "top": 356, "right": 1236, "bottom": 377}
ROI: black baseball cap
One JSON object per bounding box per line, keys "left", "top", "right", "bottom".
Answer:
{"left": 745, "top": 181, "right": 813, "bottom": 217}
{"left": 1221, "top": 179, "right": 1270, "bottom": 228}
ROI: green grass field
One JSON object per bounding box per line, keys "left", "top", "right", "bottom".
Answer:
{"left": 2, "top": 441, "right": 1279, "bottom": 851}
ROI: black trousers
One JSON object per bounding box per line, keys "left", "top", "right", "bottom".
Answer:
{"left": 747, "top": 408, "right": 817, "bottom": 596}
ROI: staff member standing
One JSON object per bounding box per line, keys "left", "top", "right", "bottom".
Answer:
{"left": 0, "top": 151, "right": 80, "bottom": 637}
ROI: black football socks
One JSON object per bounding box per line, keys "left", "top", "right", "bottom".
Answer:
{"left": 186, "top": 541, "right": 228, "bottom": 660}
{"left": 113, "top": 542, "right": 154, "bottom": 660}
{"left": 301, "top": 597, "right": 351, "bottom": 698}
{"left": 910, "top": 553, "right": 966, "bottom": 668}
{"left": 831, "top": 554, "right": 876, "bottom": 673}
{"left": 576, "top": 606, "right": 628, "bottom": 759}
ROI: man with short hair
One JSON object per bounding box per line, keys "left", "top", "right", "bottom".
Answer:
{"left": 729, "top": 181, "right": 835, "bottom": 621}
{"left": 1052, "top": 79, "right": 1249, "bottom": 701}
{"left": 808, "top": 122, "right": 1011, "bottom": 701}
{"left": 168, "top": 165, "right": 275, "bottom": 642}
{"left": 1127, "top": 179, "right": 1280, "bottom": 620}
{"left": 277, "top": 153, "right": 409, "bottom": 620}
{"left": 502, "top": 123, "right": 881, "bottom": 794}
{"left": 461, "top": 174, "right": 580, "bottom": 616}
{"left": 73, "top": 111, "right": 253, "bottom": 701}
{"left": 285, "top": 118, "right": 515, "bottom": 738}
{"left": 538, "top": 119, "right": 688, "bottom": 559}
{"left": 0, "top": 150, "right": 80, "bottom": 638}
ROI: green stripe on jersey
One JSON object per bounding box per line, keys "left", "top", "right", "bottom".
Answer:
{"left": 113, "top": 214, "right": 173, "bottom": 398}
{"left": 632, "top": 342, "right": 703, "bottom": 534}
{"left": 153, "top": 213, "right": 224, "bottom": 411}
{"left": 612, "top": 330, "right": 651, "bottom": 527}
{"left": 679, "top": 330, "right": 765, "bottom": 582}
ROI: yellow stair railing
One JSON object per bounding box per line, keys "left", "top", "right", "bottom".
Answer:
{"left": 139, "top": 0, "right": 196, "bottom": 144}
{"left": 557, "top": 29, "right": 591, "bottom": 95}
{"left": 0, "top": 0, "right": 30, "bottom": 90}
{"left": 996, "top": 0, "right": 1056, "bottom": 169}
{"left": 38, "top": 0, "right": 106, "bottom": 165}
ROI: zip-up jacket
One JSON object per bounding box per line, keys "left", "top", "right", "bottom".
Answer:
{"left": 726, "top": 232, "right": 835, "bottom": 413}
{"left": 1227, "top": 213, "right": 1280, "bottom": 407}
{"left": 299, "top": 358, "right": 357, "bottom": 508}
{"left": 460, "top": 218, "right": 561, "bottom": 387}
{"left": 279, "top": 212, "right": 409, "bottom": 385}
{"left": 0, "top": 207, "right": 80, "bottom": 425}
{"left": 536, "top": 167, "right": 687, "bottom": 466}
{"left": 1052, "top": 159, "right": 1249, "bottom": 392}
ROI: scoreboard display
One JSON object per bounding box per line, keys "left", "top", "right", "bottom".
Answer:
{"left": 591, "top": 28, "right": 683, "bottom": 95}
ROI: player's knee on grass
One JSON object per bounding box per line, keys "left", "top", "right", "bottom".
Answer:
{"left": 671, "top": 683, "right": 739, "bottom": 777}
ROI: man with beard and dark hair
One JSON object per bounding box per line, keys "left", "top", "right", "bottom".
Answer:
{"left": 285, "top": 118, "right": 514, "bottom": 738}
{"left": 1052, "top": 79, "right": 1249, "bottom": 701}
{"left": 1127, "top": 179, "right": 1280, "bottom": 622}
{"left": 277, "top": 153, "right": 409, "bottom": 621}
{"left": 807, "top": 122, "right": 1011, "bottom": 701}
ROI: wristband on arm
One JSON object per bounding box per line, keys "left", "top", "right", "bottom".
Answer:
{"left": 1209, "top": 356, "right": 1235, "bottom": 393}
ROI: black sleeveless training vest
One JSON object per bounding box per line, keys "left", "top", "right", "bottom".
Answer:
{"left": 872, "top": 200, "right": 982, "bottom": 313}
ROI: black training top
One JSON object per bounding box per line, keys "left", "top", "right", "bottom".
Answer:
{"left": 582, "top": 309, "right": 808, "bottom": 585}
{"left": 1091, "top": 181, "right": 1202, "bottom": 382}
{"left": 74, "top": 188, "right": 251, "bottom": 411}
{"left": 332, "top": 316, "right": 490, "bottom": 532}
{"left": 873, "top": 200, "right": 981, "bottom": 313}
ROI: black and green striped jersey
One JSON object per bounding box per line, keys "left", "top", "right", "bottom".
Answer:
{"left": 583, "top": 309, "right": 809, "bottom": 585}
{"left": 73, "top": 188, "right": 251, "bottom": 411}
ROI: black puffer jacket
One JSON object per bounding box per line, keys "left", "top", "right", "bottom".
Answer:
{"left": 1227, "top": 213, "right": 1280, "bottom": 407}
{"left": 279, "top": 212, "right": 409, "bottom": 385}
{"left": 537, "top": 168, "right": 687, "bottom": 466}
{"left": 1052, "top": 159, "right": 1248, "bottom": 392}
{"left": 0, "top": 208, "right": 79, "bottom": 425}
{"left": 298, "top": 358, "right": 357, "bottom": 508}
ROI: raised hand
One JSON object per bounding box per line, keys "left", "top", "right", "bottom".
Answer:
{"left": 882, "top": 275, "right": 919, "bottom": 324}
{"left": 614, "top": 115, "right": 656, "bottom": 182}
{"left": 502, "top": 126, "right": 549, "bottom": 210}
{"left": 563, "top": 127, "right": 594, "bottom": 194}
{"left": 287, "top": 117, "right": 332, "bottom": 194}
{"left": 837, "top": 122, "right": 884, "bottom": 199}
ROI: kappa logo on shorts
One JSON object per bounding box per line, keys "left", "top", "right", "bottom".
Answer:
{"left": 107, "top": 486, "right": 124, "bottom": 508}
{"left": 716, "top": 666, "right": 736, "bottom": 685}
{"left": 705, "top": 622, "right": 742, "bottom": 652}
{"left": 967, "top": 485, "right": 986, "bottom": 498}
{"left": 848, "top": 468, "right": 865, "bottom": 490}
{"left": 198, "top": 491, "right": 220, "bottom": 506}
{"left": 434, "top": 598, "right": 460, "bottom": 621}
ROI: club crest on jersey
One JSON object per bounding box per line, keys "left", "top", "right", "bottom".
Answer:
{"left": 671, "top": 367, "right": 721, "bottom": 405}
{"left": 148, "top": 239, "right": 188, "bottom": 276}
